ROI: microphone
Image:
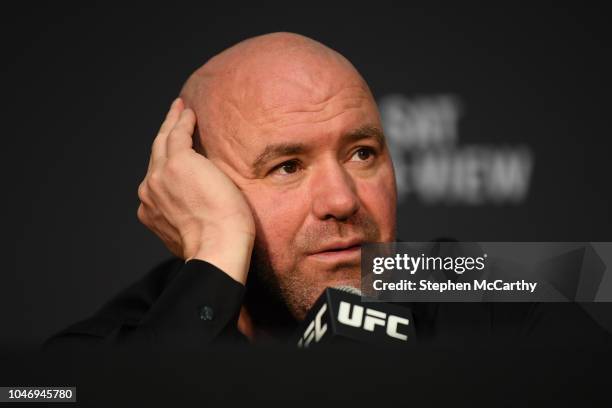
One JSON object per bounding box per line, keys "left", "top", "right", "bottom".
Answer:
{"left": 294, "top": 286, "right": 417, "bottom": 348}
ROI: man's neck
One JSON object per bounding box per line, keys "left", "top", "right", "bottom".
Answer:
{"left": 237, "top": 306, "right": 256, "bottom": 341}
{"left": 238, "top": 305, "right": 297, "bottom": 343}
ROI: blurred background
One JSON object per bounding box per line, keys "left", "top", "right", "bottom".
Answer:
{"left": 3, "top": 4, "right": 611, "bottom": 348}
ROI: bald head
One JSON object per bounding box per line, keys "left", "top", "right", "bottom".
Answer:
{"left": 175, "top": 33, "right": 396, "bottom": 321}
{"left": 179, "top": 32, "right": 375, "bottom": 158}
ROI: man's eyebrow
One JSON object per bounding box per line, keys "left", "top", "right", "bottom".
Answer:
{"left": 250, "top": 125, "right": 385, "bottom": 174}
{"left": 341, "top": 125, "right": 386, "bottom": 146}
{"left": 252, "top": 143, "right": 308, "bottom": 174}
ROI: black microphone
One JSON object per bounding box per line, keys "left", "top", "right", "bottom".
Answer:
{"left": 294, "top": 286, "right": 417, "bottom": 348}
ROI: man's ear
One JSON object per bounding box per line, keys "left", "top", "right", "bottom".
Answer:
{"left": 192, "top": 124, "right": 208, "bottom": 157}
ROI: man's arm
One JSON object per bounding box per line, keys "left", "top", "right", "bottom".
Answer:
{"left": 46, "top": 98, "right": 257, "bottom": 350}
{"left": 44, "top": 258, "right": 248, "bottom": 350}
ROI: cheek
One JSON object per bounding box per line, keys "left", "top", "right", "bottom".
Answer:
{"left": 243, "top": 185, "right": 307, "bottom": 263}
{"left": 356, "top": 165, "right": 397, "bottom": 240}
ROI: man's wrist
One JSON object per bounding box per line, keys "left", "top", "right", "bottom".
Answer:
{"left": 187, "top": 229, "right": 254, "bottom": 285}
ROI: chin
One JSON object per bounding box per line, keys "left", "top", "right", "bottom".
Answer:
{"left": 292, "top": 276, "right": 361, "bottom": 321}
{"left": 311, "top": 264, "right": 361, "bottom": 293}
{"left": 282, "top": 263, "right": 362, "bottom": 320}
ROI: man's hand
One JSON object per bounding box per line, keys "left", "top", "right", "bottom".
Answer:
{"left": 137, "top": 98, "right": 255, "bottom": 284}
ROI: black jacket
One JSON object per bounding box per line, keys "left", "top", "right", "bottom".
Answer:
{"left": 45, "top": 257, "right": 612, "bottom": 350}
{"left": 44, "top": 259, "right": 248, "bottom": 351}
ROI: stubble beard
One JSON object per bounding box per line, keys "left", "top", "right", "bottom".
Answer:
{"left": 250, "top": 212, "right": 381, "bottom": 321}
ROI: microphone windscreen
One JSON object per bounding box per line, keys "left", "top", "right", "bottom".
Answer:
{"left": 332, "top": 285, "right": 362, "bottom": 296}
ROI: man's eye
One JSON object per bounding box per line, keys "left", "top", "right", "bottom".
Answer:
{"left": 271, "top": 160, "right": 301, "bottom": 175}
{"left": 350, "top": 147, "right": 376, "bottom": 162}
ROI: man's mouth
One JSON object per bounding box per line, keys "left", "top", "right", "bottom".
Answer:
{"left": 307, "top": 239, "right": 363, "bottom": 263}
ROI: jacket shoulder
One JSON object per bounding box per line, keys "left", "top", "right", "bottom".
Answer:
{"left": 44, "top": 258, "right": 183, "bottom": 347}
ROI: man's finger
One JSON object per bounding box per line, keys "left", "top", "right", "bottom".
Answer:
{"left": 166, "top": 108, "right": 196, "bottom": 156}
{"left": 159, "top": 98, "right": 184, "bottom": 135}
{"left": 150, "top": 98, "right": 184, "bottom": 167}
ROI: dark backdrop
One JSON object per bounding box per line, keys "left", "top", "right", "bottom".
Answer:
{"left": 3, "top": 4, "right": 611, "bottom": 348}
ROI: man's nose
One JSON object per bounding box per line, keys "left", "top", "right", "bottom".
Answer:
{"left": 311, "top": 161, "right": 360, "bottom": 221}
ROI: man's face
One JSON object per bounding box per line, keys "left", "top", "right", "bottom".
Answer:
{"left": 201, "top": 65, "right": 397, "bottom": 319}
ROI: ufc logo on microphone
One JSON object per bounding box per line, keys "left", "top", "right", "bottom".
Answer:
{"left": 297, "top": 303, "right": 328, "bottom": 348}
{"left": 337, "top": 301, "right": 410, "bottom": 341}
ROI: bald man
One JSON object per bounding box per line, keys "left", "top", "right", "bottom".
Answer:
{"left": 145, "top": 32, "right": 394, "bottom": 322}
{"left": 45, "top": 33, "right": 611, "bottom": 350}
{"left": 45, "top": 32, "right": 396, "bottom": 348}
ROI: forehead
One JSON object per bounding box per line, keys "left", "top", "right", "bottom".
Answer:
{"left": 225, "top": 83, "right": 380, "bottom": 167}
{"left": 249, "top": 82, "right": 375, "bottom": 127}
